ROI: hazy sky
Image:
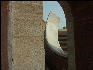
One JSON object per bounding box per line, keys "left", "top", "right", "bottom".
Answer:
{"left": 43, "top": 1, "right": 66, "bottom": 29}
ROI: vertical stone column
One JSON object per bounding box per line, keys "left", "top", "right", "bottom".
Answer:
{"left": 8, "top": 1, "right": 45, "bottom": 70}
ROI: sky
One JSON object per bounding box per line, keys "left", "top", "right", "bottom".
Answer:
{"left": 43, "top": 1, "right": 66, "bottom": 29}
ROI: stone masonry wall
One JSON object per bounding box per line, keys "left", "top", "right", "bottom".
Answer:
{"left": 8, "top": 1, "right": 45, "bottom": 70}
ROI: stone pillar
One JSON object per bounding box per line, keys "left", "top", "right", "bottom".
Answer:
{"left": 8, "top": 1, "right": 45, "bottom": 70}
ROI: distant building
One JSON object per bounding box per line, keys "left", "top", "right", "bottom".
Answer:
{"left": 58, "top": 29, "right": 68, "bottom": 54}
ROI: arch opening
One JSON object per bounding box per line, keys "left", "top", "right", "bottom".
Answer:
{"left": 43, "top": 1, "right": 71, "bottom": 70}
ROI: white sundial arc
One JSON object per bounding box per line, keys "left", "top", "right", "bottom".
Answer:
{"left": 45, "top": 12, "right": 68, "bottom": 57}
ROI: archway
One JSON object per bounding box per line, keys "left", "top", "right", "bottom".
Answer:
{"left": 1, "top": 1, "right": 76, "bottom": 70}
{"left": 43, "top": 1, "right": 76, "bottom": 70}
{"left": 58, "top": 1, "right": 76, "bottom": 70}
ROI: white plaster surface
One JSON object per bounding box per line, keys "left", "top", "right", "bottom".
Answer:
{"left": 46, "top": 12, "right": 67, "bottom": 57}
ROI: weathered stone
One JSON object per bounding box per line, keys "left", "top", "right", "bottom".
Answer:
{"left": 8, "top": 1, "right": 45, "bottom": 70}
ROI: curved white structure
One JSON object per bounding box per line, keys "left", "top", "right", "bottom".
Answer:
{"left": 45, "top": 12, "right": 67, "bottom": 57}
